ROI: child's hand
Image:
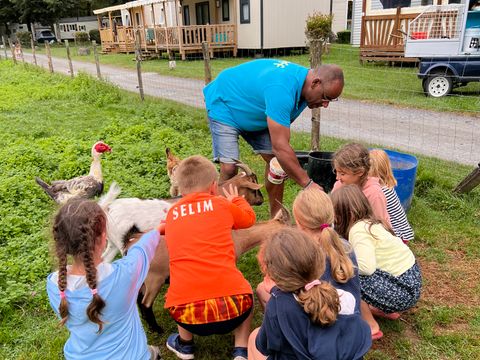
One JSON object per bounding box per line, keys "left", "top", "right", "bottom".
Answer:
{"left": 222, "top": 183, "right": 242, "bottom": 202}
{"left": 157, "top": 220, "right": 166, "bottom": 235}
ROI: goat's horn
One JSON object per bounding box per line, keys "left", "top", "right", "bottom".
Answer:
{"left": 234, "top": 161, "right": 253, "bottom": 176}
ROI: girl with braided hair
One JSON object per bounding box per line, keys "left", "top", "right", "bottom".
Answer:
{"left": 248, "top": 228, "right": 371, "bottom": 360}
{"left": 46, "top": 199, "right": 161, "bottom": 360}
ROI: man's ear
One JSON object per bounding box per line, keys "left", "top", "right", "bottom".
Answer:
{"left": 311, "top": 77, "right": 321, "bottom": 88}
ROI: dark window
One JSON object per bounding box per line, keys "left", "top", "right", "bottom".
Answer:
{"left": 240, "top": 0, "right": 250, "bottom": 24}
{"left": 196, "top": 1, "right": 210, "bottom": 25}
{"left": 379, "top": 0, "right": 412, "bottom": 9}
{"left": 183, "top": 5, "right": 191, "bottom": 25}
{"left": 222, "top": 0, "right": 230, "bottom": 21}
{"left": 421, "top": 0, "right": 434, "bottom": 5}
{"left": 448, "top": 0, "right": 461, "bottom": 3}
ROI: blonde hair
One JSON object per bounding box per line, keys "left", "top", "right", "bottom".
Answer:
{"left": 261, "top": 228, "right": 340, "bottom": 326}
{"left": 176, "top": 155, "right": 218, "bottom": 194}
{"left": 293, "top": 188, "right": 354, "bottom": 284}
{"left": 369, "top": 149, "right": 397, "bottom": 188}
{"left": 333, "top": 143, "right": 370, "bottom": 185}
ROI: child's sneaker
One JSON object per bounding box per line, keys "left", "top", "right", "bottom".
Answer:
{"left": 166, "top": 333, "right": 195, "bottom": 360}
{"left": 232, "top": 346, "right": 248, "bottom": 360}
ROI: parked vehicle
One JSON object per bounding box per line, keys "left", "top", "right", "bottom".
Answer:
{"left": 405, "top": 1, "right": 480, "bottom": 97}
{"left": 36, "top": 29, "right": 57, "bottom": 43}
{"left": 419, "top": 57, "right": 480, "bottom": 97}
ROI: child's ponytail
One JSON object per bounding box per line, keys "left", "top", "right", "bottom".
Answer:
{"left": 297, "top": 280, "right": 340, "bottom": 326}
{"left": 54, "top": 227, "right": 69, "bottom": 326}
{"left": 318, "top": 227, "right": 354, "bottom": 284}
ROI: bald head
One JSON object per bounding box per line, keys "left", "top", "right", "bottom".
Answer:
{"left": 314, "top": 64, "right": 344, "bottom": 87}
{"left": 302, "top": 64, "right": 344, "bottom": 109}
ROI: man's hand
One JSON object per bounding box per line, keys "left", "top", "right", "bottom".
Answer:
{"left": 222, "top": 183, "right": 242, "bottom": 201}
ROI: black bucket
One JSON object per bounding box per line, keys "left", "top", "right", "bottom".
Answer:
{"left": 307, "top": 151, "right": 336, "bottom": 192}
{"left": 295, "top": 150, "right": 310, "bottom": 170}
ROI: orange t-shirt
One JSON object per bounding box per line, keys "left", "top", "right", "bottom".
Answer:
{"left": 164, "top": 192, "right": 256, "bottom": 308}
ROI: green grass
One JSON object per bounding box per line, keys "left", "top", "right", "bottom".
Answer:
{"left": 0, "top": 61, "right": 479, "bottom": 359}
{"left": 26, "top": 43, "right": 480, "bottom": 114}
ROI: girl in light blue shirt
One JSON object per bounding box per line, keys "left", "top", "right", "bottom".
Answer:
{"left": 46, "top": 199, "right": 160, "bottom": 360}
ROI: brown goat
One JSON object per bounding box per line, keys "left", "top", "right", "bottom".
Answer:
{"left": 166, "top": 148, "right": 264, "bottom": 206}
{"left": 124, "top": 206, "right": 291, "bottom": 334}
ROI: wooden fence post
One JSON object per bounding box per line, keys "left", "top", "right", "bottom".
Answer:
{"left": 18, "top": 42, "right": 25, "bottom": 63}
{"left": 2, "top": 36, "right": 7, "bottom": 60}
{"left": 453, "top": 163, "right": 480, "bottom": 194}
{"left": 45, "top": 41, "right": 54, "bottom": 73}
{"left": 309, "top": 39, "right": 322, "bottom": 151}
{"left": 92, "top": 40, "right": 102, "bottom": 79}
{"left": 30, "top": 33, "right": 37, "bottom": 66}
{"left": 202, "top": 41, "right": 212, "bottom": 85}
{"left": 135, "top": 30, "right": 145, "bottom": 101}
{"left": 65, "top": 40, "right": 74, "bottom": 77}
{"left": 7, "top": 38, "right": 17, "bottom": 64}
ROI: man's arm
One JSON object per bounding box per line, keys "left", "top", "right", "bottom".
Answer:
{"left": 267, "top": 117, "right": 312, "bottom": 187}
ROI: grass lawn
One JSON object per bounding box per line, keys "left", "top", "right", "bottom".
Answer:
{"left": 0, "top": 61, "right": 479, "bottom": 359}
{"left": 26, "top": 43, "right": 480, "bottom": 114}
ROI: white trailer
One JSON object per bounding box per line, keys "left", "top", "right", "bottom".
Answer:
{"left": 56, "top": 16, "right": 99, "bottom": 41}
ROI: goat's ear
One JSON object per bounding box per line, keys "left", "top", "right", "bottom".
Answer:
{"left": 245, "top": 182, "right": 263, "bottom": 190}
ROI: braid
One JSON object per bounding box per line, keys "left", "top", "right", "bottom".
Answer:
{"left": 80, "top": 222, "right": 106, "bottom": 333}
{"left": 52, "top": 199, "right": 107, "bottom": 332}
{"left": 54, "top": 225, "right": 69, "bottom": 326}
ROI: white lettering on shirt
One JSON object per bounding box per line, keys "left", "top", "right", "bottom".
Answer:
{"left": 172, "top": 199, "right": 214, "bottom": 220}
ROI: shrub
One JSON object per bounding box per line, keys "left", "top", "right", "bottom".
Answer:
{"left": 336, "top": 30, "right": 351, "bottom": 44}
{"left": 89, "top": 29, "right": 100, "bottom": 44}
{"left": 305, "top": 12, "right": 333, "bottom": 42}
{"left": 16, "top": 31, "right": 31, "bottom": 47}
{"left": 74, "top": 31, "right": 89, "bottom": 45}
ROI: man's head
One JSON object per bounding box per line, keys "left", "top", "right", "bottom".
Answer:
{"left": 176, "top": 155, "right": 219, "bottom": 195}
{"left": 302, "top": 64, "right": 344, "bottom": 109}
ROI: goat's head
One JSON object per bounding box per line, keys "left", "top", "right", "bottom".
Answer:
{"left": 220, "top": 161, "right": 264, "bottom": 206}
{"left": 166, "top": 148, "right": 181, "bottom": 180}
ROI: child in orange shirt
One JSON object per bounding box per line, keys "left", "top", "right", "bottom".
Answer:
{"left": 164, "top": 155, "right": 256, "bottom": 360}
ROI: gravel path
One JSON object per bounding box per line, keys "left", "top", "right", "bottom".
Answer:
{"left": 11, "top": 52, "right": 479, "bottom": 166}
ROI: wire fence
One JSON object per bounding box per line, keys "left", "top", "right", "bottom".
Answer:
{"left": 0, "top": 37, "right": 478, "bottom": 167}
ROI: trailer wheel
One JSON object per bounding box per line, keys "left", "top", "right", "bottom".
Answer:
{"left": 424, "top": 71, "right": 453, "bottom": 98}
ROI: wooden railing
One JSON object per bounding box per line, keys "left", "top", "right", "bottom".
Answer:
{"left": 361, "top": 12, "right": 417, "bottom": 50}
{"left": 100, "top": 23, "right": 236, "bottom": 56}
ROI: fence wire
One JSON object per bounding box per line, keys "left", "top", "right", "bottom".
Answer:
{"left": 1, "top": 41, "right": 478, "bottom": 166}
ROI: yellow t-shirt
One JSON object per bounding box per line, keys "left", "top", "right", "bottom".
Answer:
{"left": 349, "top": 220, "right": 415, "bottom": 277}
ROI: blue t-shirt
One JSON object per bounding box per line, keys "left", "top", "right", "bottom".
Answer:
{"left": 256, "top": 287, "right": 371, "bottom": 360}
{"left": 203, "top": 59, "right": 309, "bottom": 131}
{"left": 46, "top": 230, "right": 160, "bottom": 360}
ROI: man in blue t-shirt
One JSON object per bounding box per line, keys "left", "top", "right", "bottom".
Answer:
{"left": 203, "top": 59, "right": 344, "bottom": 216}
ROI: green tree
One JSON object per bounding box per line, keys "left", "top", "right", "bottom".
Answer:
{"left": 0, "top": 0, "right": 19, "bottom": 35}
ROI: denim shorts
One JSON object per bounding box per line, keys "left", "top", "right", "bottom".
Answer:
{"left": 208, "top": 117, "right": 272, "bottom": 164}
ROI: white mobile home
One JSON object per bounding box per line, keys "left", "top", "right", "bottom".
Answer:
{"left": 94, "top": 0, "right": 350, "bottom": 58}
{"left": 56, "top": 16, "right": 99, "bottom": 40}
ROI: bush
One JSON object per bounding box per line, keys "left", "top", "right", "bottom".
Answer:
{"left": 305, "top": 12, "right": 333, "bottom": 42}
{"left": 74, "top": 31, "right": 89, "bottom": 45}
{"left": 89, "top": 29, "right": 100, "bottom": 44}
{"left": 16, "top": 31, "right": 31, "bottom": 47}
{"left": 336, "top": 30, "right": 351, "bottom": 44}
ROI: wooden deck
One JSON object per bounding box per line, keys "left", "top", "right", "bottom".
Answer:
{"left": 99, "top": 24, "right": 237, "bottom": 59}
{"left": 360, "top": 8, "right": 418, "bottom": 63}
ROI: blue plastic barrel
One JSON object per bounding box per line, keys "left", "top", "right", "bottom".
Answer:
{"left": 383, "top": 149, "right": 418, "bottom": 212}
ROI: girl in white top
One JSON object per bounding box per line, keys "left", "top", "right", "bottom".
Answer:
{"left": 331, "top": 185, "right": 422, "bottom": 340}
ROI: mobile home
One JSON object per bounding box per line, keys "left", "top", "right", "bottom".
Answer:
{"left": 56, "top": 16, "right": 99, "bottom": 41}
{"left": 94, "top": 0, "right": 350, "bottom": 59}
